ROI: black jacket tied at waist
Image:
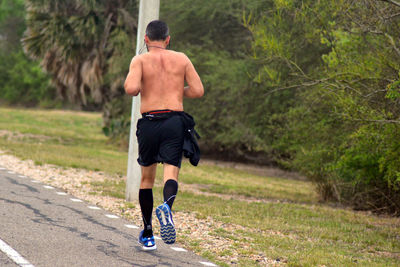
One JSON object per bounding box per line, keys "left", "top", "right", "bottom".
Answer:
{"left": 178, "top": 112, "right": 201, "bottom": 166}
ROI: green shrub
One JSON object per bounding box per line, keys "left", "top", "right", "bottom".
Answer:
{"left": 101, "top": 96, "right": 132, "bottom": 148}
{"left": 333, "top": 124, "right": 400, "bottom": 214}
{"left": 0, "top": 51, "right": 55, "bottom": 106}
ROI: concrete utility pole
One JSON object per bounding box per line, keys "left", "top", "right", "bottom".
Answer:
{"left": 126, "top": 0, "right": 160, "bottom": 201}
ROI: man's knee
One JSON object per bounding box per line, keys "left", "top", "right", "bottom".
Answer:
{"left": 163, "top": 163, "right": 180, "bottom": 182}
{"left": 140, "top": 164, "right": 157, "bottom": 188}
{"left": 140, "top": 175, "right": 155, "bottom": 189}
{"left": 141, "top": 175, "right": 153, "bottom": 182}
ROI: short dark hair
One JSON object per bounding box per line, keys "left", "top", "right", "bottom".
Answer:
{"left": 145, "top": 20, "right": 169, "bottom": 41}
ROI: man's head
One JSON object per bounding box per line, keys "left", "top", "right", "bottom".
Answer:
{"left": 145, "top": 20, "right": 169, "bottom": 41}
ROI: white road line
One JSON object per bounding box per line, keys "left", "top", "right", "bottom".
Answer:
{"left": 70, "top": 198, "right": 83, "bottom": 202}
{"left": 105, "top": 214, "right": 119, "bottom": 219}
{"left": 0, "top": 167, "right": 6, "bottom": 170}
{"left": 154, "top": 236, "right": 162, "bottom": 240}
{"left": 171, "top": 247, "right": 187, "bottom": 252}
{"left": 0, "top": 238, "right": 35, "bottom": 267}
{"left": 31, "top": 180, "right": 39, "bottom": 183}
{"left": 88, "top": 206, "right": 101, "bottom": 210}
{"left": 199, "top": 262, "right": 217, "bottom": 266}
{"left": 56, "top": 192, "right": 67, "bottom": 195}
{"left": 7, "top": 171, "right": 15, "bottom": 174}
{"left": 124, "top": 224, "right": 139, "bottom": 229}
{"left": 18, "top": 175, "right": 26, "bottom": 178}
{"left": 43, "top": 186, "right": 54, "bottom": 189}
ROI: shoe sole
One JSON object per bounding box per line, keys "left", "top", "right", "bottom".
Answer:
{"left": 156, "top": 204, "right": 176, "bottom": 244}
{"left": 137, "top": 240, "right": 157, "bottom": 251}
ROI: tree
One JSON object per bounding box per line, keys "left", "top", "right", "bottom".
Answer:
{"left": 23, "top": 0, "right": 138, "bottom": 112}
{"left": 0, "top": 0, "right": 53, "bottom": 106}
{"left": 0, "top": 0, "right": 25, "bottom": 51}
{"left": 247, "top": 0, "right": 400, "bottom": 213}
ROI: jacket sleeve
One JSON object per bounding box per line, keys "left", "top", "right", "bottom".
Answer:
{"left": 181, "top": 113, "right": 201, "bottom": 166}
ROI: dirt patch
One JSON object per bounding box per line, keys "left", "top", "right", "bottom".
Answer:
{"left": 0, "top": 129, "right": 62, "bottom": 143}
{"left": 201, "top": 159, "right": 306, "bottom": 181}
{"left": 0, "top": 129, "right": 50, "bottom": 141}
{"left": 180, "top": 183, "right": 295, "bottom": 204}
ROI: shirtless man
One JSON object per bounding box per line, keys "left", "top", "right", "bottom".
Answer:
{"left": 124, "top": 20, "right": 204, "bottom": 250}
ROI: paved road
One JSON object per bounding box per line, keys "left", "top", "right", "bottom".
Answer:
{"left": 0, "top": 166, "right": 217, "bottom": 267}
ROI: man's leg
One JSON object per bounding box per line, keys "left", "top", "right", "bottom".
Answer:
{"left": 139, "top": 163, "right": 157, "bottom": 237}
{"left": 163, "top": 163, "right": 179, "bottom": 209}
{"left": 155, "top": 163, "right": 179, "bottom": 244}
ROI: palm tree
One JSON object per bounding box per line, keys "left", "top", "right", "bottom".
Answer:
{"left": 22, "top": 0, "right": 138, "bottom": 111}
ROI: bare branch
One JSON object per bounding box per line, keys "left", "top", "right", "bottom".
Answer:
{"left": 369, "top": 118, "right": 400, "bottom": 124}
{"left": 100, "top": 13, "right": 114, "bottom": 51}
{"left": 262, "top": 77, "right": 341, "bottom": 97}
{"left": 263, "top": 72, "right": 368, "bottom": 96}
{"left": 385, "top": 33, "right": 400, "bottom": 57}
{"left": 384, "top": 12, "right": 400, "bottom": 19}
{"left": 334, "top": 113, "right": 400, "bottom": 124}
{"left": 380, "top": 0, "right": 400, "bottom": 8}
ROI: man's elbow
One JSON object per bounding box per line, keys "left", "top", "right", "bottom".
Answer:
{"left": 197, "top": 87, "right": 204, "bottom": 98}
{"left": 194, "top": 85, "right": 204, "bottom": 98}
{"left": 124, "top": 83, "right": 140, "bottom": 96}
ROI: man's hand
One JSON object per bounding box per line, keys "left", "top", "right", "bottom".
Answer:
{"left": 124, "top": 56, "right": 142, "bottom": 96}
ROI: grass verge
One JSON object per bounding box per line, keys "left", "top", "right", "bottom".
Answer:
{"left": 0, "top": 107, "right": 399, "bottom": 266}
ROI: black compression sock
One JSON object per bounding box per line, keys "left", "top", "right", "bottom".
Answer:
{"left": 139, "top": 188, "right": 153, "bottom": 237}
{"left": 163, "top": 179, "right": 178, "bottom": 209}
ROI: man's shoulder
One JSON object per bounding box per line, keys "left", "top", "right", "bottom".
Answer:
{"left": 166, "top": 50, "right": 190, "bottom": 64}
{"left": 167, "top": 50, "right": 187, "bottom": 57}
{"left": 130, "top": 54, "right": 143, "bottom": 64}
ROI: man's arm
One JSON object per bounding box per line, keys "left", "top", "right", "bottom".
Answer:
{"left": 184, "top": 56, "right": 204, "bottom": 98}
{"left": 124, "top": 56, "right": 142, "bottom": 96}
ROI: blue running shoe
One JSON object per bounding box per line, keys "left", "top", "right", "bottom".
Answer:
{"left": 138, "top": 230, "right": 157, "bottom": 251}
{"left": 156, "top": 203, "right": 176, "bottom": 244}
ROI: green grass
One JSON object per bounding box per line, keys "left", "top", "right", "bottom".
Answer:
{"left": 179, "top": 163, "right": 318, "bottom": 203}
{"left": 89, "top": 180, "right": 127, "bottom": 199}
{"left": 176, "top": 191, "right": 400, "bottom": 266}
{"left": 0, "top": 107, "right": 399, "bottom": 266}
{"left": 0, "top": 107, "right": 126, "bottom": 174}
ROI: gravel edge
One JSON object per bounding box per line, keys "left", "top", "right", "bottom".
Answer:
{"left": 0, "top": 150, "right": 275, "bottom": 266}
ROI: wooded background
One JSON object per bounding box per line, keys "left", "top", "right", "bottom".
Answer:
{"left": 1, "top": 0, "right": 400, "bottom": 214}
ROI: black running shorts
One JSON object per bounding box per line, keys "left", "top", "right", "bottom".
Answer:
{"left": 136, "top": 112, "right": 184, "bottom": 168}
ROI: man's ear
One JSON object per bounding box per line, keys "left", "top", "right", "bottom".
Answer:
{"left": 165, "top": 36, "right": 171, "bottom": 45}
{"left": 144, "top": 35, "right": 149, "bottom": 44}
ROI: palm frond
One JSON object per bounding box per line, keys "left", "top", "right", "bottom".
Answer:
{"left": 22, "top": 0, "right": 137, "bottom": 108}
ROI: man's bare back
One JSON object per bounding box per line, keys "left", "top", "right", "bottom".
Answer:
{"left": 124, "top": 46, "right": 203, "bottom": 113}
